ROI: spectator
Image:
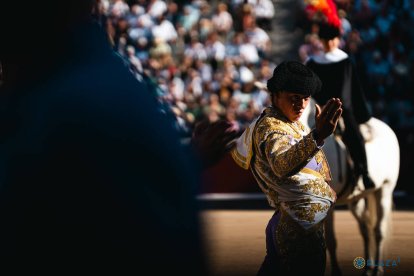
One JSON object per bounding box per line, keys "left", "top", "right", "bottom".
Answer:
{"left": 212, "top": 3, "right": 233, "bottom": 36}
{"left": 0, "top": 0, "right": 237, "bottom": 273}
{"left": 253, "top": 0, "right": 275, "bottom": 31}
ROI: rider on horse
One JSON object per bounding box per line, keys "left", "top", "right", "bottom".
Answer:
{"left": 306, "top": 22, "right": 376, "bottom": 191}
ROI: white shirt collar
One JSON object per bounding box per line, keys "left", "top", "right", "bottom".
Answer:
{"left": 311, "top": 48, "right": 348, "bottom": 64}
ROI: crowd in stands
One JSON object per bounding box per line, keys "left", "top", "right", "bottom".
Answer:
{"left": 95, "top": 0, "right": 414, "bottom": 138}
{"left": 94, "top": 0, "right": 275, "bottom": 138}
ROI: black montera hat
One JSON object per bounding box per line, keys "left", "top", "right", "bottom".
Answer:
{"left": 318, "top": 22, "right": 341, "bottom": 40}
{"left": 267, "top": 61, "right": 322, "bottom": 96}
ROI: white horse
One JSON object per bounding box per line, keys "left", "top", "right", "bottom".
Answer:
{"left": 300, "top": 99, "right": 400, "bottom": 276}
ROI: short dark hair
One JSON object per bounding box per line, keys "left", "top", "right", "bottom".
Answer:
{"left": 318, "top": 23, "right": 341, "bottom": 40}
{"left": 267, "top": 61, "right": 322, "bottom": 96}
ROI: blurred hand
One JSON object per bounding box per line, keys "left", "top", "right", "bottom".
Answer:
{"left": 314, "top": 98, "right": 342, "bottom": 145}
{"left": 191, "top": 120, "right": 239, "bottom": 168}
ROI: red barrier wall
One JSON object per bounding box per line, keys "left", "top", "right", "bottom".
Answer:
{"left": 200, "top": 153, "right": 260, "bottom": 193}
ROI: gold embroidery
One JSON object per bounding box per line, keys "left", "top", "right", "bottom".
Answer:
{"left": 250, "top": 106, "right": 334, "bottom": 229}
{"left": 300, "top": 167, "right": 324, "bottom": 179}
{"left": 275, "top": 210, "right": 326, "bottom": 274}
{"left": 301, "top": 179, "right": 336, "bottom": 199}
{"left": 315, "top": 151, "right": 323, "bottom": 164}
{"left": 256, "top": 117, "right": 301, "bottom": 140}
{"left": 263, "top": 133, "right": 317, "bottom": 177}
{"left": 320, "top": 150, "right": 333, "bottom": 181}
{"left": 313, "top": 150, "right": 332, "bottom": 182}
{"left": 284, "top": 199, "right": 330, "bottom": 223}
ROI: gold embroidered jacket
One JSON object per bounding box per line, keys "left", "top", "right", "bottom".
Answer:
{"left": 251, "top": 106, "right": 336, "bottom": 229}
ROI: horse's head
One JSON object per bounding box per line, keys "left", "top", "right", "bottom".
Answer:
{"left": 299, "top": 97, "right": 317, "bottom": 130}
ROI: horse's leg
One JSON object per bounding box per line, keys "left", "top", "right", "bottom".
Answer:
{"left": 373, "top": 183, "right": 394, "bottom": 276}
{"left": 325, "top": 208, "right": 342, "bottom": 276}
{"left": 348, "top": 196, "right": 376, "bottom": 276}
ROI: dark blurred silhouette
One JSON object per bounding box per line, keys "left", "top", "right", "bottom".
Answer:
{"left": 0, "top": 0, "right": 235, "bottom": 273}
